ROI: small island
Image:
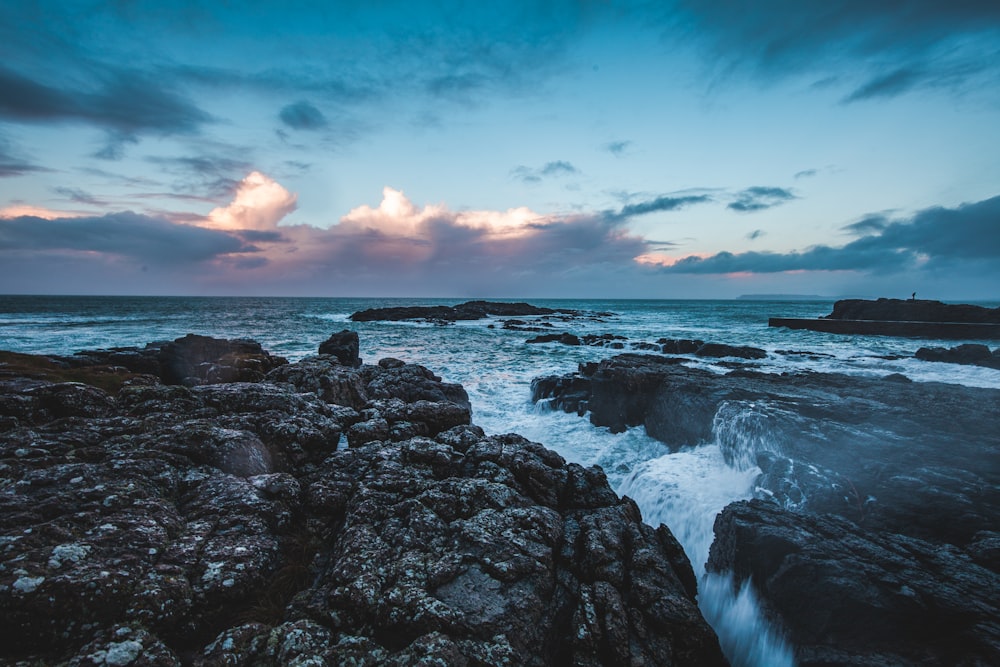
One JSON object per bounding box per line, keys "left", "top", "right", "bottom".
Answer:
{"left": 769, "top": 298, "right": 1000, "bottom": 338}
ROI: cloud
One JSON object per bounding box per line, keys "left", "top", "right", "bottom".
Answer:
{"left": 610, "top": 194, "right": 714, "bottom": 221}
{"left": 511, "top": 161, "right": 580, "bottom": 183}
{"left": 53, "top": 187, "right": 107, "bottom": 207}
{"left": 146, "top": 155, "right": 253, "bottom": 199}
{"left": 205, "top": 171, "right": 298, "bottom": 231}
{"left": 0, "top": 211, "right": 253, "bottom": 265}
{"left": 728, "top": 186, "right": 796, "bottom": 212}
{"left": 794, "top": 168, "right": 817, "bottom": 179}
{"left": 279, "top": 101, "right": 328, "bottom": 130}
{"left": 0, "top": 66, "right": 212, "bottom": 139}
{"left": 746, "top": 229, "right": 765, "bottom": 240}
{"left": 0, "top": 136, "right": 46, "bottom": 177}
{"left": 672, "top": 1, "right": 1000, "bottom": 102}
{"left": 841, "top": 214, "right": 889, "bottom": 235}
{"left": 605, "top": 140, "right": 632, "bottom": 157}
{"left": 664, "top": 194, "right": 1000, "bottom": 274}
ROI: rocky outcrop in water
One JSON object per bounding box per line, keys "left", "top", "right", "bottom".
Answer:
{"left": 915, "top": 343, "right": 1000, "bottom": 369}
{"left": 534, "top": 352, "right": 1000, "bottom": 665}
{"left": 826, "top": 298, "right": 1000, "bottom": 323}
{"left": 0, "top": 341, "right": 725, "bottom": 665}
{"left": 350, "top": 300, "right": 583, "bottom": 323}
{"left": 317, "top": 329, "right": 361, "bottom": 367}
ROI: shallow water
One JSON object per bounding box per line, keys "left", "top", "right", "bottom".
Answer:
{"left": 3, "top": 295, "right": 998, "bottom": 665}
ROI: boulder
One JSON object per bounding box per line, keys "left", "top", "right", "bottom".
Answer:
{"left": 157, "top": 334, "right": 288, "bottom": 386}
{"left": 318, "top": 330, "right": 362, "bottom": 367}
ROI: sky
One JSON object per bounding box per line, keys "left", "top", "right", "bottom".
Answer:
{"left": 1, "top": 1, "right": 999, "bottom": 299}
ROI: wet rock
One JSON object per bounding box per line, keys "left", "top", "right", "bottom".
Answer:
{"left": 915, "top": 343, "right": 1000, "bottom": 369}
{"left": 708, "top": 500, "right": 1000, "bottom": 666}
{"left": 318, "top": 329, "right": 361, "bottom": 367}
{"left": 693, "top": 342, "right": 767, "bottom": 360}
{"left": 525, "top": 332, "right": 580, "bottom": 345}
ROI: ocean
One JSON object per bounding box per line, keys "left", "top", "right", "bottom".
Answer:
{"left": 3, "top": 295, "right": 999, "bottom": 666}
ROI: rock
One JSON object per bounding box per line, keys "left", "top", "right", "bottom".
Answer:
{"left": 915, "top": 343, "right": 1000, "bottom": 369}
{"left": 658, "top": 339, "right": 703, "bottom": 354}
{"left": 158, "top": 334, "right": 288, "bottom": 386}
{"left": 693, "top": 342, "right": 767, "bottom": 360}
{"left": 350, "top": 300, "right": 579, "bottom": 323}
{"left": 525, "top": 332, "right": 580, "bottom": 345}
{"left": 318, "top": 330, "right": 361, "bottom": 367}
{"left": 0, "top": 338, "right": 723, "bottom": 665}
{"left": 266, "top": 355, "right": 369, "bottom": 409}
{"left": 537, "top": 351, "right": 1000, "bottom": 664}
{"left": 826, "top": 298, "right": 1000, "bottom": 324}
{"left": 708, "top": 500, "right": 1000, "bottom": 666}
{"left": 534, "top": 353, "right": 1000, "bottom": 546}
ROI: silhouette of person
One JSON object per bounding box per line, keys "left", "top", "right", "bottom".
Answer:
{"left": 911, "top": 292, "right": 916, "bottom": 301}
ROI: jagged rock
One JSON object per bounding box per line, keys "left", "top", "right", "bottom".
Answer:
{"left": 318, "top": 330, "right": 361, "bottom": 367}
{"left": 0, "top": 340, "right": 721, "bottom": 665}
{"left": 708, "top": 500, "right": 1000, "bottom": 666}
{"left": 658, "top": 339, "right": 703, "bottom": 354}
{"left": 266, "top": 356, "right": 369, "bottom": 409}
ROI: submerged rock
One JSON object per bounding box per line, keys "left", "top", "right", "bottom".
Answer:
{"left": 0, "top": 341, "right": 723, "bottom": 665}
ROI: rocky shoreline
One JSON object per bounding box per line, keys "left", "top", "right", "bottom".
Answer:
{"left": 533, "top": 353, "right": 1000, "bottom": 665}
{"left": 0, "top": 334, "right": 726, "bottom": 666}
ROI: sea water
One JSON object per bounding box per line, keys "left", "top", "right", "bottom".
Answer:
{"left": 3, "top": 295, "right": 999, "bottom": 665}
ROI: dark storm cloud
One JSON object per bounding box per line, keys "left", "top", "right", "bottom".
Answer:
{"left": 0, "top": 66, "right": 212, "bottom": 137}
{"left": 0, "top": 212, "right": 253, "bottom": 265}
{"left": 279, "top": 101, "right": 328, "bottom": 130}
{"left": 511, "top": 161, "right": 580, "bottom": 183}
{"left": 671, "top": 0, "right": 1000, "bottom": 101}
{"left": 665, "top": 194, "right": 1000, "bottom": 274}
{"left": 728, "top": 186, "right": 796, "bottom": 212}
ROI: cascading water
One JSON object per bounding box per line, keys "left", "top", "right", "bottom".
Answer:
{"left": 617, "top": 400, "right": 795, "bottom": 667}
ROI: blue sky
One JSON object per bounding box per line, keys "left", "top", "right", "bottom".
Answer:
{"left": 2, "top": 1, "right": 999, "bottom": 298}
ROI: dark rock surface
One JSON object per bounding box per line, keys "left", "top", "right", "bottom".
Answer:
{"left": 0, "top": 344, "right": 724, "bottom": 666}
{"left": 915, "top": 343, "right": 1000, "bottom": 369}
{"left": 534, "top": 352, "right": 1000, "bottom": 664}
{"left": 317, "top": 329, "right": 361, "bottom": 367}
{"left": 708, "top": 500, "right": 1000, "bottom": 666}
{"left": 350, "top": 300, "right": 581, "bottom": 323}
{"left": 826, "top": 298, "right": 1000, "bottom": 323}
{"left": 56, "top": 334, "right": 289, "bottom": 387}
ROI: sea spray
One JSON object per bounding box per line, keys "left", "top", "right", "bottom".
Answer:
{"left": 617, "top": 401, "right": 796, "bottom": 667}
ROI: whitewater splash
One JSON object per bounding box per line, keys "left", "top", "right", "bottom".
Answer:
{"left": 617, "top": 401, "right": 795, "bottom": 667}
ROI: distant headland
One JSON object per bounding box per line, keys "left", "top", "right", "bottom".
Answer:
{"left": 770, "top": 297, "right": 1000, "bottom": 338}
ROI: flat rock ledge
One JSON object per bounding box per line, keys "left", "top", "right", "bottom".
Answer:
{"left": 0, "top": 336, "right": 725, "bottom": 666}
